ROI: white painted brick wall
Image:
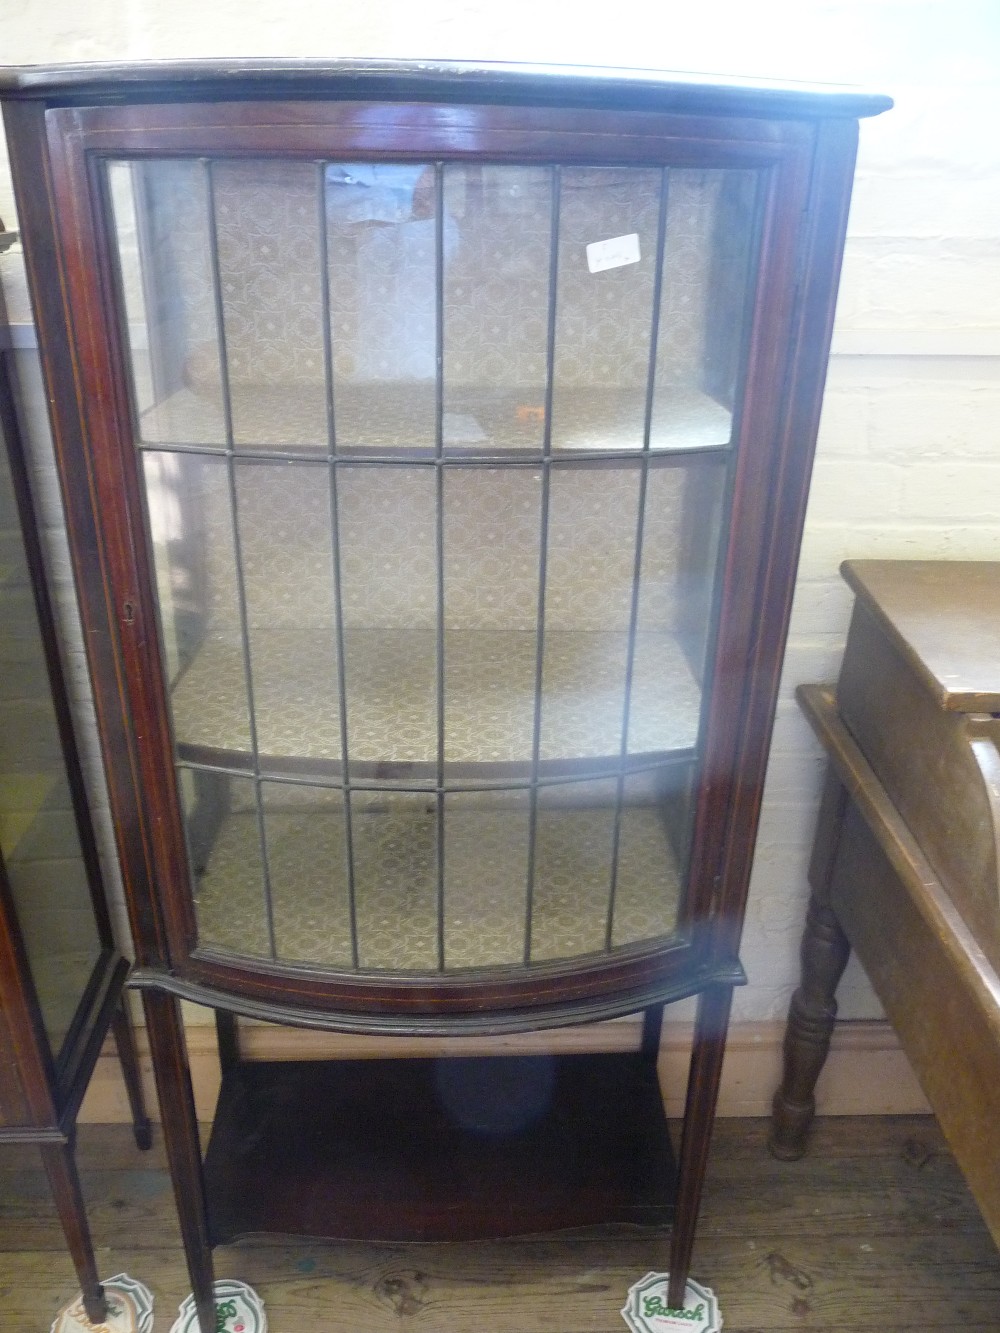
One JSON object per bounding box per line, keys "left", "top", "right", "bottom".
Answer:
{"left": 0, "top": 0, "right": 997, "bottom": 1033}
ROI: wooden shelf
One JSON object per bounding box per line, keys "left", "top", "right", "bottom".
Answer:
{"left": 203, "top": 1053, "right": 676, "bottom": 1244}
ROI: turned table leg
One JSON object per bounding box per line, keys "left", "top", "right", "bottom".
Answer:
{"left": 769, "top": 770, "right": 851, "bottom": 1160}
{"left": 143, "top": 990, "right": 216, "bottom": 1333}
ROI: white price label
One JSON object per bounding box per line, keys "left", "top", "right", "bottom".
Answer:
{"left": 586, "top": 232, "right": 641, "bottom": 273}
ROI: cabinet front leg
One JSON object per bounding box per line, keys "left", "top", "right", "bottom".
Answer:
{"left": 40, "top": 1135, "right": 106, "bottom": 1325}
{"left": 143, "top": 990, "right": 216, "bottom": 1333}
{"left": 111, "top": 998, "right": 153, "bottom": 1150}
{"left": 769, "top": 769, "right": 852, "bottom": 1161}
{"left": 667, "top": 981, "right": 734, "bottom": 1311}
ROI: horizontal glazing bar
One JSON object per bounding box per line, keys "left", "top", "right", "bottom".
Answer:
{"left": 175, "top": 749, "right": 695, "bottom": 794}
{"left": 135, "top": 439, "right": 733, "bottom": 467}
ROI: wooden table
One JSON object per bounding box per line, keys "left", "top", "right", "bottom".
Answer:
{"left": 770, "top": 560, "right": 1000, "bottom": 1249}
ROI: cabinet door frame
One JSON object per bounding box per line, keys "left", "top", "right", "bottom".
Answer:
{"left": 6, "top": 93, "right": 858, "bottom": 1030}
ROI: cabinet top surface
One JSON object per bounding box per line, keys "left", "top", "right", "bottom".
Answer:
{"left": 0, "top": 58, "right": 891, "bottom": 118}
{"left": 842, "top": 560, "right": 1000, "bottom": 714}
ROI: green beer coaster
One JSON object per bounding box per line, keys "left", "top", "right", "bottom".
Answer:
{"left": 621, "top": 1273, "right": 722, "bottom": 1333}
{"left": 50, "top": 1273, "right": 154, "bottom": 1333}
{"left": 169, "top": 1279, "right": 267, "bottom": 1333}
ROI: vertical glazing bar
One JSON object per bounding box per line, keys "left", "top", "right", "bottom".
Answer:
{"left": 523, "top": 165, "right": 561, "bottom": 964}
{"left": 317, "top": 162, "right": 359, "bottom": 969}
{"left": 204, "top": 159, "right": 277, "bottom": 960}
{"left": 434, "top": 162, "right": 446, "bottom": 971}
{"left": 604, "top": 167, "right": 671, "bottom": 950}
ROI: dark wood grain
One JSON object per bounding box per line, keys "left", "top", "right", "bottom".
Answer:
{"left": 0, "top": 58, "right": 893, "bottom": 121}
{"left": 204, "top": 1053, "right": 675, "bottom": 1243}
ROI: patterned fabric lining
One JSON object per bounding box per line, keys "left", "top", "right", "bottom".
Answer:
{"left": 194, "top": 797, "right": 684, "bottom": 968}
{"left": 170, "top": 627, "right": 702, "bottom": 767}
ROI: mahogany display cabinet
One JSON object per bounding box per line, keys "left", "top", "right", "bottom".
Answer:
{"left": 0, "top": 60, "right": 890, "bottom": 1328}
{"left": 0, "top": 338, "right": 150, "bottom": 1324}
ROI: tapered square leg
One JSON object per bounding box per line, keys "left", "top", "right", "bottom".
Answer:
{"left": 667, "top": 982, "right": 734, "bottom": 1310}
{"left": 40, "top": 1136, "right": 106, "bottom": 1325}
{"left": 111, "top": 998, "right": 153, "bottom": 1151}
{"left": 142, "top": 990, "right": 216, "bottom": 1333}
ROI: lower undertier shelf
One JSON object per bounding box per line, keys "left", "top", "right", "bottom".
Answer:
{"left": 203, "top": 1053, "right": 676, "bottom": 1244}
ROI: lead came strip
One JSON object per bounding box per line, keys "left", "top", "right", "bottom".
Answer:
{"left": 204, "top": 157, "right": 278, "bottom": 962}
{"left": 523, "top": 164, "right": 561, "bottom": 965}
{"left": 434, "top": 162, "right": 447, "bottom": 972}
{"left": 317, "top": 160, "right": 360, "bottom": 970}
{"left": 605, "top": 166, "right": 671, "bottom": 950}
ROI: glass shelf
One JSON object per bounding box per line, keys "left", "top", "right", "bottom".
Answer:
{"left": 171, "top": 626, "right": 702, "bottom": 775}
{"left": 137, "top": 381, "right": 733, "bottom": 457}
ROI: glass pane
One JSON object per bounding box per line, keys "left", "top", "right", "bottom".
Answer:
{"left": 443, "top": 788, "right": 529, "bottom": 967}
{"left": 263, "top": 781, "right": 353, "bottom": 967}
{"left": 337, "top": 466, "right": 437, "bottom": 779}
{"left": 611, "top": 765, "right": 692, "bottom": 947}
{"left": 443, "top": 165, "right": 552, "bottom": 453}
{"left": 214, "top": 160, "right": 328, "bottom": 448}
{"left": 539, "top": 464, "right": 641, "bottom": 761}
{"left": 107, "top": 159, "right": 227, "bottom": 447}
{"left": 144, "top": 452, "right": 253, "bottom": 758}
{"left": 235, "top": 461, "right": 341, "bottom": 767}
{"left": 326, "top": 163, "right": 437, "bottom": 450}
{"left": 0, "top": 438, "right": 101, "bottom": 1056}
{"left": 443, "top": 467, "right": 541, "bottom": 767}
{"left": 353, "top": 789, "right": 438, "bottom": 969}
{"left": 183, "top": 769, "right": 270, "bottom": 957}
{"left": 551, "top": 168, "right": 661, "bottom": 452}
{"left": 630, "top": 461, "right": 726, "bottom": 753}
{"left": 530, "top": 778, "right": 617, "bottom": 961}
{"left": 651, "top": 169, "right": 759, "bottom": 449}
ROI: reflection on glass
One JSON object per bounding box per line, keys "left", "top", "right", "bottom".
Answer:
{"left": 143, "top": 452, "right": 252, "bottom": 756}
{"left": 0, "top": 437, "right": 101, "bottom": 1056}
{"left": 107, "top": 159, "right": 227, "bottom": 447}
{"left": 443, "top": 165, "right": 552, "bottom": 452}
{"left": 104, "top": 157, "right": 758, "bottom": 977}
{"left": 337, "top": 465, "right": 437, "bottom": 778}
{"left": 443, "top": 788, "right": 529, "bottom": 967}
{"left": 551, "top": 168, "right": 661, "bottom": 452}
{"left": 183, "top": 769, "right": 270, "bottom": 957}
{"left": 326, "top": 162, "right": 437, "bottom": 449}
{"left": 631, "top": 461, "right": 726, "bottom": 742}
{"left": 262, "top": 781, "right": 353, "bottom": 967}
{"left": 530, "top": 778, "right": 618, "bottom": 961}
{"left": 650, "top": 169, "right": 759, "bottom": 450}
{"left": 611, "top": 765, "right": 692, "bottom": 948}
{"left": 443, "top": 467, "right": 541, "bottom": 766}
{"left": 539, "top": 464, "right": 641, "bottom": 760}
{"left": 235, "top": 461, "right": 341, "bottom": 765}
{"left": 352, "top": 789, "right": 438, "bottom": 969}
{"left": 214, "top": 160, "right": 328, "bottom": 448}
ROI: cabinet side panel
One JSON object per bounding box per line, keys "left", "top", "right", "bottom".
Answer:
{"left": 3, "top": 100, "right": 178, "bottom": 970}
{"left": 692, "top": 118, "right": 861, "bottom": 962}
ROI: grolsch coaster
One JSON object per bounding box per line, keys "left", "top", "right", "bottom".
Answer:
{"left": 169, "top": 1279, "right": 267, "bottom": 1333}
{"left": 621, "top": 1272, "right": 722, "bottom": 1332}
{"left": 50, "top": 1273, "right": 154, "bottom": 1333}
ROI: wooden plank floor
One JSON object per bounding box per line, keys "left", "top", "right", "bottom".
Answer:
{"left": 1, "top": 1116, "right": 998, "bottom": 1331}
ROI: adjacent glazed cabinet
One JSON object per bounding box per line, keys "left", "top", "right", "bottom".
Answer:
{"left": 0, "top": 342, "right": 150, "bottom": 1325}
{"left": 1, "top": 61, "right": 889, "bottom": 1327}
